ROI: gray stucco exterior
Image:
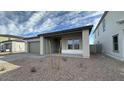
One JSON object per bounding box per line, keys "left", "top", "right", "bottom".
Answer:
{"left": 94, "top": 11, "right": 124, "bottom": 61}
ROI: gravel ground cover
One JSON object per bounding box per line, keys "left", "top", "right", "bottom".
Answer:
{"left": 0, "top": 60, "right": 19, "bottom": 74}
{"left": 0, "top": 53, "right": 124, "bottom": 81}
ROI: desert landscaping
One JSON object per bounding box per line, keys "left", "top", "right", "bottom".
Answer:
{"left": 0, "top": 53, "right": 124, "bottom": 81}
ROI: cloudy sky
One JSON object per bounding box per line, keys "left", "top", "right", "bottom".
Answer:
{"left": 0, "top": 11, "right": 104, "bottom": 43}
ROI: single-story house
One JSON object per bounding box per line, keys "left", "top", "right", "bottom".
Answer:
{"left": 94, "top": 11, "right": 124, "bottom": 61}
{"left": 0, "top": 34, "right": 26, "bottom": 53}
{"left": 26, "top": 25, "right": 93, "bottom": 58}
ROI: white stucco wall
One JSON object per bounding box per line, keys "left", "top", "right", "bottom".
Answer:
{"left": 61, "top": 50, "right": 83, "bottom": 55}
{"left": 11, "top": 41, "right": 26, "bottom": 53}
{"left": 94, "top": 11, "right": 124, "bottom": 61}
{"left": 25, "top": 41, "right": 28, "bottom": 52}
{"left": 82, "top": 30, "right": 90, "bottom": 58}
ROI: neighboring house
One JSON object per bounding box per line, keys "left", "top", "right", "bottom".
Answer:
{"left": 94, "top": 11, "right": 124, "bottom": 61}
{"left": 0, "top": 34, "right": 26, "bottom": 53}
{"left": 26, "top": 25, "right": 93, "bottom": 58}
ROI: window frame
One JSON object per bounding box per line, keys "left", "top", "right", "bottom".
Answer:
{"left": 113, "top": 34, "right": 119, "bottom": 53}
{"left": 67, "top": 39, "right": 73, "bottom": 50}
{"left": 73, "top": 39, "right": 80, "bottom": 50}
{"left": 67, "top": 39, "right": 80, "bottom": 50}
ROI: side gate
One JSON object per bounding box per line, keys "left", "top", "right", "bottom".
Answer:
{"left": 90, "top": 44, "right": 102, "bottom": 54}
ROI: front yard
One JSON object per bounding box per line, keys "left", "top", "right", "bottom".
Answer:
{"left": 0, "top": 53, "right": 124, "bottom": 81}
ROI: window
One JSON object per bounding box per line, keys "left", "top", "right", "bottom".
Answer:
{"left": 113, "top": 34, "right": 119, "bottom": 52}
{"left": 67, "top": 39, "right": 80, "bottom": 50}
{"left": 74, "top": 39, "right": 80, "bottom": 49}
{"left": 102, "top": 19, "right": 106, "bottom": 32}
{"left": 5, "top": 43, "right": 11, "bottom": 49}
{"left": 68, "top": 40, "right": 73, "bottom": 49}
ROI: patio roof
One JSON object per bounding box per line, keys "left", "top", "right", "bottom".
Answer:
{"left": 38, "top": 25, "right": 93, "bottom": 37}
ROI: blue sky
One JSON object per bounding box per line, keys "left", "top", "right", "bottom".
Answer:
{"left": 0, "top": 11, "right": 104, "bottom": 44}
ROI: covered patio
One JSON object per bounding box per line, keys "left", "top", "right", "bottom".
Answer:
{"left": 39, "top": 25, "right": 92, "bottom": 58}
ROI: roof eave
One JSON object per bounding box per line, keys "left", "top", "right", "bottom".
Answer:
{"left": 38, "top": 25, "right": 93, "bottom": 37}
{"left": 0, "top": 34, "right": 24, "bottom": 39}
{"left": 93, "top": 11, "right": 108, "bottom": 34}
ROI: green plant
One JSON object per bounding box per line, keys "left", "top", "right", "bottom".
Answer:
{"left": 79, "top": 63, "right": 83, "bottom": 68}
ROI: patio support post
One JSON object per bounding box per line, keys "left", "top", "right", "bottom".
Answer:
{"left": 25, "top": 41, "right": 28, "bottom": 53}
{"left": 82, "top": 30, "right": 90, "bottom": 58}
{"left": 40, "top": 36, "right": 44, "bottom": 55}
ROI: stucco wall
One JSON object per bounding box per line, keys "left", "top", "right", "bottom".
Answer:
{"left": 44, "top": 38, "right": 49, "bottom": 54}
{"left": 82, "top": 30, "right": 90, "bottom": 58}
{"left": 12, "top": 41, "right": 26, "bottom": 53}
{"left": 40, "top": 36, "right": 45, "bottom": 55}
{"left": 61, "top": 32, "right": 83, "bottom": 55}
{"left": 94, "top": 11, "right": 124, "bottom": 61}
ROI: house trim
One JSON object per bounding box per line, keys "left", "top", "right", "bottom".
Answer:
{"left": 38, "top": 25, "right": 93, "bottom": 37}
{"left": 93, "top": 11, "right": 108, "bottom": 33}
{"left": 0, "top": 34, "right": 24, "bottom": 39}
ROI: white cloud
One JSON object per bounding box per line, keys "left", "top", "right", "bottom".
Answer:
{"left": 7, "top": 23, "right": 20, "bottom": 35}
{"left": 0, "top": 25, "right": 8, "bottom": 34}
{"left": 0, "top": 23, "right": 20, "bottom": 36}
{"left": 0, "top": 11, "right": 103, "bottom": 37}
{"left": 39, "top": 18, "right": 56, "bottom": 31}
{"left": 25, "top": 12, "right": 46, "bottom": 29}
{"left": 0, "top": 12, "right": 22, "bottom": 36}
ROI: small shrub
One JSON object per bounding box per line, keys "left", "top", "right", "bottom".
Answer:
{"left": 0, "top": 66, "right": 6, "bottom": 72}
{"left": 30, "top": 67, "right": 37, "bottom": 73}
{"left": 40, "top": 60, "right": 43, "bottom": 62}
{"left": 79, "top": 63, "right": 83, "bottom": 68}
{"left": 62, "top": 57, "right": 67, "bottom": 62}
